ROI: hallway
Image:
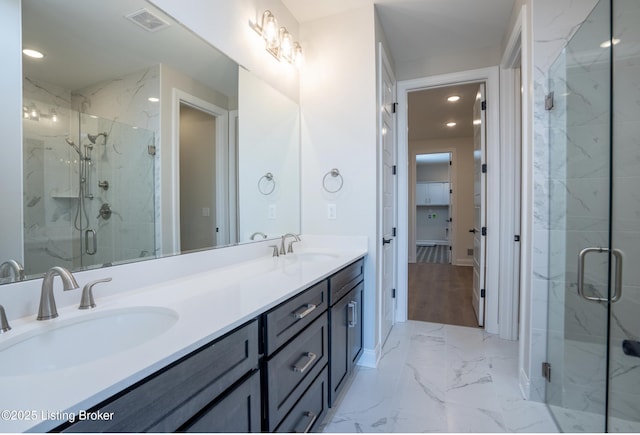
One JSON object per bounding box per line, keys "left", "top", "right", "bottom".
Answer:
{"left": 408, "top": 262, "right": 478, "bottom": 327}
{"left": 321, "top": 321, "right": 558, "bottom": 433}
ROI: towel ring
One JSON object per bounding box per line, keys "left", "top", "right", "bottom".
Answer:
{"left": 322, "top": 168, "right": 343, "bottom": 193}
{"left": 258, "top": 172, "right": 276, "bottom": 195}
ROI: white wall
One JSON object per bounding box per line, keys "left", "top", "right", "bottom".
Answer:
{"left": 150, "top": 0, "right": 300, "bottom": 103}
{"left": 299, "top": 6, "right": 379, "bottom": 358}
{"left": 238, "top": 67, "right": 300, "bottom": 241}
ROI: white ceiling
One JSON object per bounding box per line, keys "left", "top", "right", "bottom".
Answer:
{"left": 22, "top": 0, "right": 238, "bottom": 98}
{"left": 282, "top": 0, "right": 515, "bottom": 140}
{"left": 282, "top": 0, "right": 515, "bottom": 67}
{"left": 409, "top": 82, "right": 480, "bottom": 141}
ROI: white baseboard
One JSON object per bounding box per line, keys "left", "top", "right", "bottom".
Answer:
{"left": 357, "top": 346, "right": 379, "bottom": 368}
{"left": 453, "top": 259, "right": 473, "bottom": 267}
{"left": 417, "top": 240, "right": 448, "bottom": 246}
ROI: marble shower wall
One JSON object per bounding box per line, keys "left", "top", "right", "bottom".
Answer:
{"left": 22, "top": 66, "right": 159, "bottom": 277}
{"left": 71, "top": 66, "right": 159, "bottom": 268}
{"left": 529, "top": 0, "right": 600, "bottom": 403}
{"left": 22, "top": 78, "right": 77, "bottom": 275}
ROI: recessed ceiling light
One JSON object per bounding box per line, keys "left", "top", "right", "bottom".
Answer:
{"left": 446, "top": 122, "right": 457, "bottom": 127}
{"left": 148, "top": 97, "right": 160, "bottom": 103}
{"left": 600, "top": 38, "right": 621, "bottom": 48}
{"left": 473, "top": 119, "right": 482, "bottom": 125}
{"left": 23, "top": 48, "right": 44, "bottom": 59}
{"left": 447, "top": 95, "right": 460, "bottom": 102}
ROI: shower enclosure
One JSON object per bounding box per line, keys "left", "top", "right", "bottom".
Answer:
{"left": 545, "top": 0, "right": 640, "bottom": 432}
{"left": 23, "top": 110, "right": 156, "bottom": 276}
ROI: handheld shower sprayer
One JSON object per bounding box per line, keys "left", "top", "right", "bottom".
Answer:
{"left": 65, "top": 137, "right": 82, "bottom": 156}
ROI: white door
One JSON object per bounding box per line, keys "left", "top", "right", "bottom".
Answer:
{"left": 380, "top": 44, "right": 397, "bottom": 344}
{"left": 471, "top": 84, "right": 487, "bottom": 327}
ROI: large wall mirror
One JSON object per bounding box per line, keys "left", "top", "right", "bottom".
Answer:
{"left": 2, "top": 0, "right": 300, "bottom": 284}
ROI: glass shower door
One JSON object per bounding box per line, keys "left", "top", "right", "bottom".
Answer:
{"left": 608, "top": 0, "right": 640, "bottom": 431}
{"left": 546, "top": 0, "right": 612, "bottom": 431}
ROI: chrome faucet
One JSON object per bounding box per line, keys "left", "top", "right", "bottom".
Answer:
{"left": 0, "top": 260, "right": 25, "bottom": 283}
{"left": 250, "top": 232, "right": 268, "bottom": 240}
{"left": 280, "top": 233, "right": 301, "bottom": 255}
{"left": 37, "top": 266, "right": 79, "bottom": 321}
{"left": 0, "top": 305, "right": 10, "bottom": 333}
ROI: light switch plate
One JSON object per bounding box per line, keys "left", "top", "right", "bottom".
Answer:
{"left": 327, "top": 204, "right": 337, "bottom": 220}
{"left": 268, "top": 204, "right": 277, "bottom": 219}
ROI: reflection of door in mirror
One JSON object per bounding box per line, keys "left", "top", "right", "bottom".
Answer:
{"left": 175, "top": 92, "right": 236, "bottom": 254}
{"left": 179, "top": 103, "right": 218, "bottom": 253}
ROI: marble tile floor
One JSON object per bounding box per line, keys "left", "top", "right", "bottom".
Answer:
{"left": 320, "top": 321, "right": 559, "bottom": 433}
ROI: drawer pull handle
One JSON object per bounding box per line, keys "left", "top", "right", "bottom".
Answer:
{"left": 348, "top": 301, "right": 357, "bottom": 328}
{"left": 293, "top": 303, "right": 317, "bottom": 320}
{"left": 292, "top": 352, "right": 317, "bottom": 373}
{"left": 293, "top": 411, "right": 318, "bottom": 433}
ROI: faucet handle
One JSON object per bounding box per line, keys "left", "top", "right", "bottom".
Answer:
{"left": 79, "top": 278, "right": 112, "bottom": 310}
{"left": 269, "top": 245, "right": 280, "bottom": 257}
{"left": 0, "top": 305, "right": 10, "bottom": 333}
{"left": 287, "top": 240, "right": 300, "bottom": 253}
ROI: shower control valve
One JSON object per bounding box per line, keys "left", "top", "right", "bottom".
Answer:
{"left": 98, "top": 180, "right": 109, "bottom": 191}
{"left": 97, "top": 203, "right": 112, "bottom": 220}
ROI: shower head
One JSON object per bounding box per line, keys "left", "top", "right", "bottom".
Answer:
{"left": 65, "top": 138, "right": 82, "bottom": 155}
{"left": 87, "top": 132, "right": 108, "bottom": 144}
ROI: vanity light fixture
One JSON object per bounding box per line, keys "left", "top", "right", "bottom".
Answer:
{"left": 252, "top": 10, "right": 303, "bottom": 67}
{"left": 446, "top": 122, "right": 457, "bottom": 127}
{"left": 23, "top": 103, "right": 58, "bottom": 123}
{"left": 447, "top": 95, "right": 460, "bottom": 102}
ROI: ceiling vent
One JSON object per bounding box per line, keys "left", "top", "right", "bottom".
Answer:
{"left": 125, "top": 9, "right": 170, "bottom": 32}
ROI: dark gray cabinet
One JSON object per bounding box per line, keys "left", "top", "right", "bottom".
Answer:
{"left": 264, "top": 280, "right": 328, "bottom": 356}
{"left": 180, "top": 370, "right": 261, "bottom": 433}
{"left": 328, "top": 260, "right": 364, "bottom": 407}
{"left": 51, "top": 257, "right": 365, "bottom": 433}
{"left": 264, "top": 311, "right": 329, "bottom": 431}
{"left": 59, "top": 320, "right": 260, "bottom": 433}
{"left": 274, "top": 366, "right": 329, "bottom": 433}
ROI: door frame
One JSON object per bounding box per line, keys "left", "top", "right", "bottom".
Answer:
{"left": 396, "top": 66, "right": 501, "bottom": 335}
{"left": 171, "top": 89, "right": 229, "bottom": 252}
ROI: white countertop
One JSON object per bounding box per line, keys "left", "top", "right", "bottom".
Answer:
{"left": 0, "top": 243, "right": 366, "bottom": 432}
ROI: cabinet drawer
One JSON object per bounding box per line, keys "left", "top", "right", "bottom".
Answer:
{"left": 329, "top": 259, "right": 364, "bottom": 305}
{"left": 275, "top": 366, "right": 328, "bottom": 433}
{"left": 264, "top": 280, "right": 328, "bottom": 356}
{"left": 62, "top": 320, "right": 260, "bottom": 433}
{"left": 266, "top": 312, "right": 328, "bottom": 431}
{"left": 180, "top": 370, "right": 261, "bottom": 433}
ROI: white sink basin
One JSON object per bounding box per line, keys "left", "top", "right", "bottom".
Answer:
{"left": 288, "top": 252, "right": 339, "bottom": 262}
{"left": 0, "top": 307, "right": 178, "bottom": 376}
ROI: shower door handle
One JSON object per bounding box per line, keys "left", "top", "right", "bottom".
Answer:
{"left": 577, "top": 247, "right": 623, "bottom": 303}
{"left": 611, "top": 248, "right": 624, "bottom": 303}
{"left": 85, "top": 229, "right": 97, "bottom": 255}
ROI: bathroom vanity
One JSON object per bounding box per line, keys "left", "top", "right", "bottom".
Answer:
{"left": 0, "top": 238, "right": 366, "bottom": 433}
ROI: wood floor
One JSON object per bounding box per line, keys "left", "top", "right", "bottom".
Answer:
{"left": 408, "top": 262, "right": 479, "bottom": 328}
